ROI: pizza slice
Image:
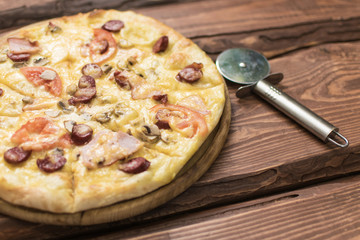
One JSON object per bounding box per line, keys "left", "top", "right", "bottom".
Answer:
{"left": 0, "top": 114, "right": 74, "bottom": 213}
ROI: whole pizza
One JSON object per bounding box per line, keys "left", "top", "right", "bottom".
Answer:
{"left": 0, "top": 9, "right": 225, "bottom": 213}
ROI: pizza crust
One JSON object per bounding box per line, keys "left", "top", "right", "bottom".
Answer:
{"left": 0, "top": 169, "right": 74, "bottom": 213}
{"left": 0, "top": 10, "right": 225, "bottom": 213}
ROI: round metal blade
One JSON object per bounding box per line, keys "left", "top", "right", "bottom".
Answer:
{"left": 216, "top": 48, "right": 270, "bottom": 85}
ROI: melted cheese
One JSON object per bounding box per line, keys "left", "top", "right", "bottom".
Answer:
{"left": 0, "top": 10, "right": 225, "bottom": 213}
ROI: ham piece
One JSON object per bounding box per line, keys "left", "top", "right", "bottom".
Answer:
{"left": 7, "top": 38, "right": 40, "bottom": 54}
{"left": 176, "top": 95, "right": 210, "bottom": 115}
{"left": 80, "top": 130, "right": 143, "bottom": 169}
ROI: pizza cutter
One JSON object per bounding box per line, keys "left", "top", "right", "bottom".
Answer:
{"left": 216, "top": 48, "right": 349, "bottom": 148}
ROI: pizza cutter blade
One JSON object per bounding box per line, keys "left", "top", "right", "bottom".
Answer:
{"left": 216, "top": 48, "right": 349, "bottom": 148}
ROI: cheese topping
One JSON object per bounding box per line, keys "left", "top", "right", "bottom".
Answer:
{"left": 0, "top": 10, "right": 225, "bottom": 213}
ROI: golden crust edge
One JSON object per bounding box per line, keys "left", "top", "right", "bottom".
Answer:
{"left": 0, "top": 9, "right": 226, "bottom": 214}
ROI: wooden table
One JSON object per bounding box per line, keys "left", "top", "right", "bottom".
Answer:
{"left": 1, "top": 0, "right": 360, "bottom": 239}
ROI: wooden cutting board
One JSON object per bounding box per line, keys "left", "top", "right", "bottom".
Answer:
{"left": 0, "top": 87, "right": 231, "bottom": 226}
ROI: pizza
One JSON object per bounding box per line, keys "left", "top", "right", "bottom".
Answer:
{"left": 0, "top": 9, "right": 225, "bottom": 213}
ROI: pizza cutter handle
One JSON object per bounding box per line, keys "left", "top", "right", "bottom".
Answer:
{"left": 253, "top": 79, "right": 349, "bottom": 147}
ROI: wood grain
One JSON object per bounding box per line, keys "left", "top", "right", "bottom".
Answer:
{"left": 140, "top": 0, "right": 360, "bottom": 59}
{"left": 0, "top": 0, "right": 360, "bottom": 238}
{"left": 1, "top": 0, "right": 360, "bottom": 59}
{"left": 2, "top": 0, "right": 360, "bottom": 37}
{"left": 85, "top": 174, "right": 360, "bottom": 240}
{"left": 194, "top": 17, "right": 360, "bottom": 60}
{"left": 0, "top": 0, "right": 190, "bottom": 29}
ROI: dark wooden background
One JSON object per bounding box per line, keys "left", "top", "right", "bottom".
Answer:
{"left": 1, "top": 0, "right": 360, "bottom": 239}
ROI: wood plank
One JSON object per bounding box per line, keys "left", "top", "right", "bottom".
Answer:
{"left": 2, "top": 0, "right": 360, "bottom": 58}
{"left": 0, "top": 0, "right": 190, "bottom": 29}
{"left": 81, "top": 174, "right": 360, "bottom": 239}
{"left": 2, "top": 0, "right": 360, "bottom": 38}
{"left": 140, "top": 0, "right": 360, "bottom": 38}
{"left": 0, "top": 0, "right": 53, "bottom": 10}
{"left": 1, "top": 42, "right": 359, "bottom": 237}
{"left": 139, "top": 0, "right": 360, "bottom": 59}
{"left": 0, "top": 0, "right": 359, "bottom": 238}
{"left": 194, "top": 17, "right": 360, "bottom": 60}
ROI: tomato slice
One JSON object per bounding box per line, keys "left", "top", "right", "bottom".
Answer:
{"left": 11, "top": 117, "right": 71, "bottom": 151}
{"left": 20, "top": 67, "right": 62, "bottom": 96}
{"left": 90, "top": 28, "right": 117, "bottom": 64}
{"left": 151, "top": 104, "right": 208, "bottom": 138}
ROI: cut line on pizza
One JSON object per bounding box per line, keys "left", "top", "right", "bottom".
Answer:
{"left": 0, "top": 9, "right": 225, "bottom": 213}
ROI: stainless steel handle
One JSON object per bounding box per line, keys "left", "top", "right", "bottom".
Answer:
{"left": 253, "top": 79, "right": 348, "bottom": 147}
